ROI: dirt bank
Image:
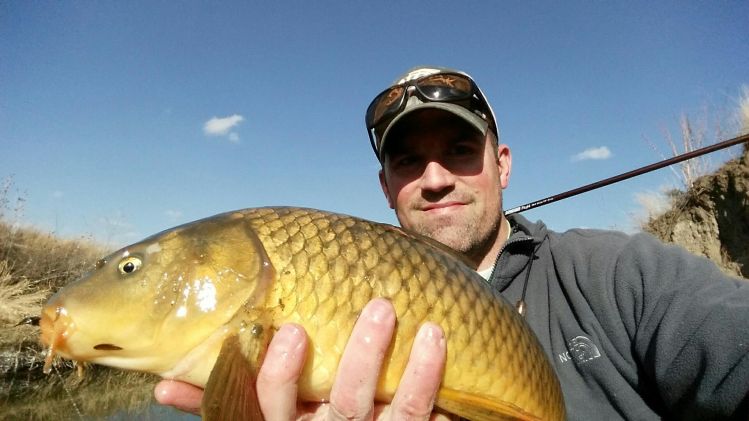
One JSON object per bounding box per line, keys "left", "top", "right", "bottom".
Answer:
{"left": 644, "top": 145, "right": 749, "bottom": 278}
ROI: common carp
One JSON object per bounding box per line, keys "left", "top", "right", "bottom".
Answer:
{"left": 40, "top": 207, "right": 564, "bottom": 420}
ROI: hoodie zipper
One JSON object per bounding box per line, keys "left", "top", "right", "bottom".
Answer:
{"left": 489, "top": 223, "right": 538, "bottom": 316}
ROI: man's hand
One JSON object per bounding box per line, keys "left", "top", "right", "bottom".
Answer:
{"left": 154, "top": 298, "right": 449, "bottom": 420}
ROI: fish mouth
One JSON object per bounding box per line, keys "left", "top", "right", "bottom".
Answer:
{"left": 39, "top": 305, "right": 76, "bottom": 374}
{"left": 40, "top": 306, "right": 126, "bottom": 371}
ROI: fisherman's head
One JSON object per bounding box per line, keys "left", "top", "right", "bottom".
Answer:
{"left": 367, "top": 66, "right": 512, "bottom": 268}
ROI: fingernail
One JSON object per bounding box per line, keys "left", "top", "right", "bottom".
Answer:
{"left": 154, "top": 380, "right": 170, "bottom": 400}
{"left": 272, "top": 324, "right": 306, "bottom": 360}
{"left": 364, "top": 298, "right": 395, "bottom": 325}
{"left": 417, "top": 323, "right": 445, "bottom": 347}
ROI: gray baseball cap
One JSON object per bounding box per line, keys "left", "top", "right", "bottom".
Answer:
{"left": 366, "top": 66, "right": 498, "bottom": 161}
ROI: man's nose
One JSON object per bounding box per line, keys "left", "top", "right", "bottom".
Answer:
{"left": 420, "top": 160, "right": 455, "bottom": 192}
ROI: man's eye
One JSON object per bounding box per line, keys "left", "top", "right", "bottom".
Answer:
{"left": 393, "top": 155, "right": 418, "bottom": 168}
{"left": 449, "top": 144, "right": 476, "bottom": 156}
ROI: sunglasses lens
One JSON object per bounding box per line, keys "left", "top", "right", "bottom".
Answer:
{"left": 417, "top": 74, "right": 473, "bottom": 100}
{"left": 366, "top": 74, "right": 476, "bottom": 129}
{"left": 366, "top": 86, "right": 406, "bottom": 128}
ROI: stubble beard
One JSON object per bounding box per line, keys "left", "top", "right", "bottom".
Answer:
{"left": 410, "top": 212, "right": 501, "bottom": 265}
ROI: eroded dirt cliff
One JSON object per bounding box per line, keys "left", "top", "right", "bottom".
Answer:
{"left": 644, "top": 145, "right": 749, "bottom": 278}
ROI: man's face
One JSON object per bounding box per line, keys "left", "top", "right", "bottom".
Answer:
{"left": 379, "top": 109, "right": 511, "bottom": 262}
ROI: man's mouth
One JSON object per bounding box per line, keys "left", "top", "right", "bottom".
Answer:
{"left": 422, "top": 201, "right": 466, "bottom": 213}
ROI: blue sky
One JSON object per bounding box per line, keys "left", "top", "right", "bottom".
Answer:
{"left": 2, "top": 1, "right": 747, "bottom": 248}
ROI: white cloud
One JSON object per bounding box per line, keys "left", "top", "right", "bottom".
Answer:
{"left": 228, "top": 132, "right": 240, "bottom": 143}
{"left": 571, "top": 146, "right": 612, "bottom": 162}
{"left": 203, "top": 114, "right": 244, "bottom": 136}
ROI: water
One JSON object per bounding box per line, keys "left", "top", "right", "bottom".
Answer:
{"left": 107, "top": 404, "right": 200, "bottom": 420}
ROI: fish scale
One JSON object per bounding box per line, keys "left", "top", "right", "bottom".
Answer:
{"left": 244, "top": 208, "right": 563, "bottom": 419}
{"left": 40, "top": 207, "right": 564, "bottom": 420}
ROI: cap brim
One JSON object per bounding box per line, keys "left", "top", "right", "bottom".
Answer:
{"left": 378, "top": 102, "right": 489, "bottom": 160}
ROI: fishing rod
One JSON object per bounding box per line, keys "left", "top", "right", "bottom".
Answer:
{"left": 504, "top": 132, "right": 749, "bottom": 216}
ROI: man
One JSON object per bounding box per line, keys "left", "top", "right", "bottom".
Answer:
{"left": 157, "top": 66, "right": 749, "bottom": 419}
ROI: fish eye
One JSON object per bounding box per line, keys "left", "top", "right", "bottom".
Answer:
{"left": 118, "top": 256, "right": 142, "bottom": 275}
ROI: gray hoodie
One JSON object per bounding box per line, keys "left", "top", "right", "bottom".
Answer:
{"left": 490, "top": 214, "right": 749, "bottom": 420}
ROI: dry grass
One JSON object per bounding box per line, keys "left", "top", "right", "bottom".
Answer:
{"left": 638, "top": 86, "right": 749, "bottom": 225}
{"left": 0, "top": 221, "right": 104, "bottom": 292}
{"left": 0, "top": 261, "right": 50, "bottom": 325}
{"left": 665, "top": 114, "right": 713, "bottom": 189}
{"left": 0, "top": 178, "right": 194, "bottom": 419}
{"left": 0, "top": 209, "right": 164, "bottom": 418}
{"left": 740, "top": 85, "right": 749, "bottom": 136}
{"left": 644, "top": 86, "right": 748, "bottom": 193}
{"left": 641, "top": 88, "right": 749, "bottom": 278}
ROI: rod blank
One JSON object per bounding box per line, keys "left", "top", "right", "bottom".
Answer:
{"left": 505, "top": 133, "right": 749, "bottom": 216}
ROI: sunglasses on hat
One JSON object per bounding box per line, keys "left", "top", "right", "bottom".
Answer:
{"left": 365, "top": 71, "right": 496, "bottom": 157}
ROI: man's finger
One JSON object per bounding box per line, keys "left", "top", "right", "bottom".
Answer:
{"left": 328, "top": 298, "right": 397, "bottom": 420}
{"left": 154, "top": 379, "right": 204, "bottom": 415}
{"left": 256, "top": 323, "right": 309, "bottom": 419}
{"left": 387, "top": 322, "right": 447, "bottom": 420}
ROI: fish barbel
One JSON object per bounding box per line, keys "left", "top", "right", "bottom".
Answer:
{"left": 40, "top": 207, "right": 564, "bottom": 420}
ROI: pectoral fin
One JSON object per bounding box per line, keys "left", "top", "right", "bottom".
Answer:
{"left": 436, "top": 387, "right": 542, "bottom": 421}
{"left": 202, "top": 323, "right": 272, "bottom": 421}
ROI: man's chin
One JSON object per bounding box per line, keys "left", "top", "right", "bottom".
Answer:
{"left": 414, "top": 223, "right": 473, "bottom": 254}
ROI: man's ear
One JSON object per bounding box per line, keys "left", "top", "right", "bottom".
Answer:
{"left": 378, "top": 169, "right": 395, "bottom": 209}
{"left": 497, "top": 144, "right": 512, "bottom": 189}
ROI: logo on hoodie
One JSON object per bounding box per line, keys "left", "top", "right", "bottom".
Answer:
{"left": 559, "top": 335, "right": 601, "bottom": 364}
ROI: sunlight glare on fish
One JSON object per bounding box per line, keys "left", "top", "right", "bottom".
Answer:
{"left": 196, "top": 278, "right": 217, "bottom": 312}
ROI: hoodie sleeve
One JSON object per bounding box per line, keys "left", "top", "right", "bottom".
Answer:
{"left": 614, "top": 233, "right": 749, "bottom": 420}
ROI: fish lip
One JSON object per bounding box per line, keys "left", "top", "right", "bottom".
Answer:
{"left": 39, "top": 305, "right": 76, "bottom": 350}
{"left": 40, "top": 305, "right": 76, "bottom": 373}
{"left": 39, "top": 306, "right": 60, "bottom": 348}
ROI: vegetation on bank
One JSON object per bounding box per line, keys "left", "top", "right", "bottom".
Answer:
{"left": 643, "top": 144, "right": 749, "bottom": 278}
{"left": 641, "top": 87, "right": 749, "bottom": 278}
{"left": 0, "top": 216, "right": 159, "bottom": 419}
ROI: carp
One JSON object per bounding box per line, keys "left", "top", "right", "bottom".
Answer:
{"left": 40, "top": 207, "right": 564, "bottom": 420}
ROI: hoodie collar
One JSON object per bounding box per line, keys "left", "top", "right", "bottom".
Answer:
{"left": 488, "top": 214, "right": 548, "bottom": 291}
